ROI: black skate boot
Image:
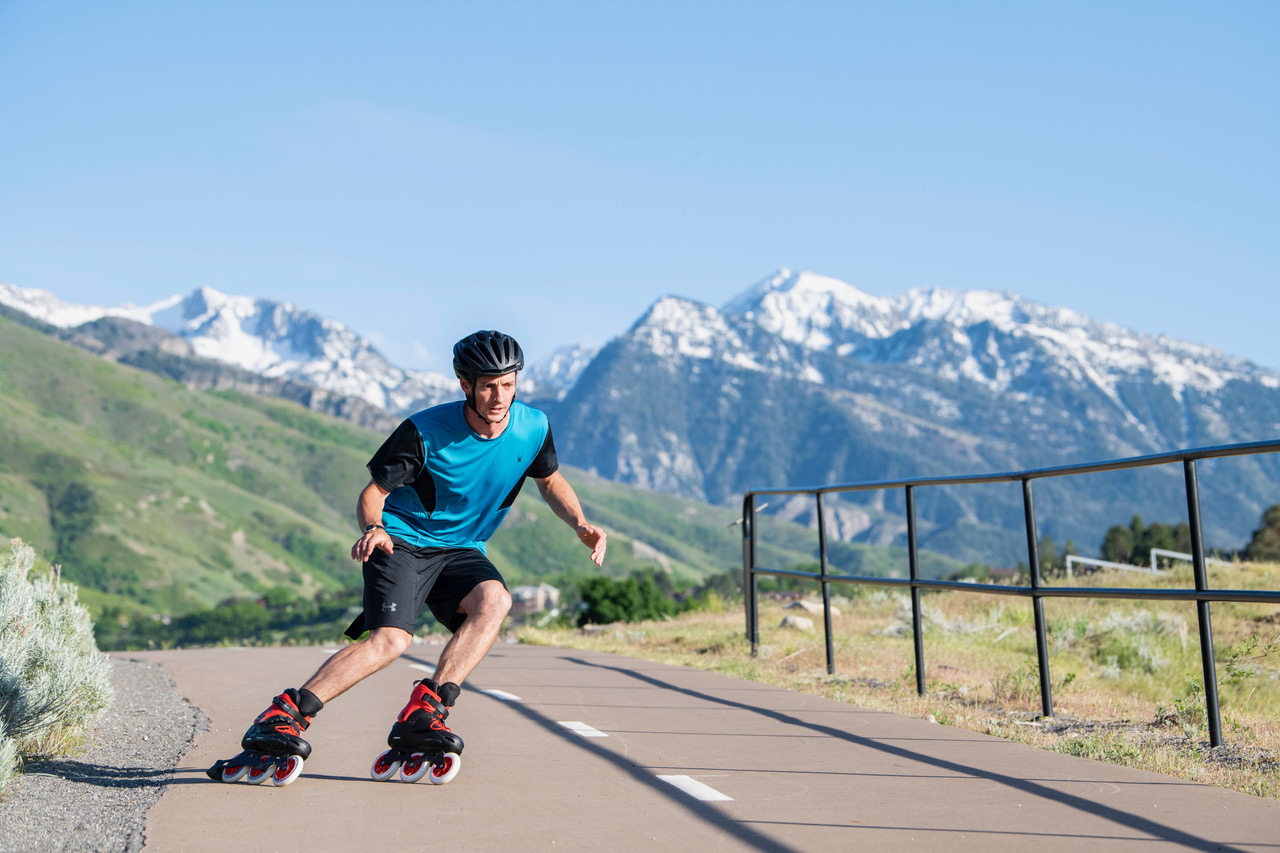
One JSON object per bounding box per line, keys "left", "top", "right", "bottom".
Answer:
{"left": 207, "top": 688, "right": 321, "bottom": 786}
{"left": 371, "top": 678, "right": 464, "bottom": 784}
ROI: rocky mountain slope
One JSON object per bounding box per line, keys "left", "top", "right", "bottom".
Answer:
{"left": 543, "top": 270, "right": 1280, "bottom": 561}
{"left": 6, "top": 270, "right": 1279, "bottom": 563}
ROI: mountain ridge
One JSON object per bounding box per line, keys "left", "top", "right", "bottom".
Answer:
{"left": 6, "top": 271, "right": 1279, "bottom": 561}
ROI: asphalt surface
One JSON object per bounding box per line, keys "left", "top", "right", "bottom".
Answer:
{"left": 132, "top": 644, "right": 1279, "bottom": 852}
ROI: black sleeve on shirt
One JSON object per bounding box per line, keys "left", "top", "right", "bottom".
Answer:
{"left": 527, "top": 426, "right": 559, "bottom": 480}
{"left": 367, "top": 419, "right": 425, "bottom": 492}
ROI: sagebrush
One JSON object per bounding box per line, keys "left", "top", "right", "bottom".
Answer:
{"left": 0, "top": 539, "right": 114, "bottom": 794}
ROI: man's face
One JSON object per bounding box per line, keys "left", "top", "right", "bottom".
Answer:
{"left": 464, "top": 372, "right": 517, "bottom": 423}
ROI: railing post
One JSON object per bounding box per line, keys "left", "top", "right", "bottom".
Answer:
{"left": 1022, "top": 479, "right": 1054, "bottom": 718}
{"left": 1184, "top": 460, "right": 1222, "bottom": 747}
{"left": 817, "top": 492, "right": 835, "bottom": 675}
{"left": 906, "top": 485, "right": 926, "bottom": 696}
{"left": 743, "top": 493, "right": 760, "bottom": 655}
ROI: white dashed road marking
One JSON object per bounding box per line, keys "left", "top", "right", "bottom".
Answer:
{"left": 657, "top": 775, "right": 733, "bottom": 802}
{"left": 408, "top": 663, "right": 436, "bottom": 675}
{"left": 481, "top": 689, "right": 522, "bottom": 702}
{"left": 558, "top": 721, "right": 608, "bottom": 738}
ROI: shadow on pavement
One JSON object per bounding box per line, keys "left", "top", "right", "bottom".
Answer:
{"left": 399, "top": 651, "right": 804, "bottom": 853}
{"left": 564, "top": 655, "right": 1256, "bottom": 853}
{"left": 18, "top": 760, "right": 177, "bottom": 789}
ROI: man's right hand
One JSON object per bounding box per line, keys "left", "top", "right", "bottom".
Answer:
{"left": 353, "top": 480, "right": 394, "bottom": 563}
{"left": 352, "top": 527, "right": 394, "bottom": 562}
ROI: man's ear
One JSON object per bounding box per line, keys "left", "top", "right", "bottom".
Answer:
{"left": 458, "top": 377, "right": 472, "bottom": 395}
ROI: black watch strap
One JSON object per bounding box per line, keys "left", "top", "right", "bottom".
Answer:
{"left": 364, "top": 523, "right": 385, "bottom": 533}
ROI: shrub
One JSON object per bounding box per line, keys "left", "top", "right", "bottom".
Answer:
{"left": 0, "top": 539, "right": 114, "bottom": 794}
{"left": 0, "top": 719, "right": 15, "bottom": 792}
{"left": 1244, "top": 505, "right": 1280, "bottom": 563}
{"left": 578, "top": 575, "right": 675, "bottom": 626}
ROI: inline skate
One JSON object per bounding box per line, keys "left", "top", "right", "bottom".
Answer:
{"left": 371, "top": 678, "right": 463, "bottom": 784}
{"left": 207, "top": 688, "right": 319, "bottom": 787}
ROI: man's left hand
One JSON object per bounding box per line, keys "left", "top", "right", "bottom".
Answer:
{"left": 577, "top": 524, "right": 607, "bottom": 566}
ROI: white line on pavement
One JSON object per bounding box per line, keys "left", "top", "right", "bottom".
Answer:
{"left": 481, "top": 689, "right": 522, "bottom": 702}
{"left": 558, "top": 721, "right": 608, "bottom": 738}
{"left": 657, "top": 775, "right": 733, "bottom": 802}
{"left": 408, "top": 663, "right": 436, "bottom": 675}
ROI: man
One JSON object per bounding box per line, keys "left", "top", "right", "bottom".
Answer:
{"left": 208, "top": 330, "right": 606, "bottom": 785}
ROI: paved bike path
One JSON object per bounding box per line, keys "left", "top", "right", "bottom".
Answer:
{"left": 131, "top": 644, "right": 1279, "bottom": 852}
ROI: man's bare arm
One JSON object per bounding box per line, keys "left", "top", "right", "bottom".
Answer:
{"left": 352, "top": 479, "right": 394, "bottom": 562}
{"left": 535, "top": 470, "right": 607, "bottom": 566}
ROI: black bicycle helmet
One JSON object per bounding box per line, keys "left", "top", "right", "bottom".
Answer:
{"left": 452, "top": 330, "right": 525, "bottom": 380}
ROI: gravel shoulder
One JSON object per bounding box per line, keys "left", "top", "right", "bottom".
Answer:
{"left": 0, "top": 655, "right": 206, "bottom": 853}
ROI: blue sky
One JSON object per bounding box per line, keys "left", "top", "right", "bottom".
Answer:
{"left": 1, "top": 1, "right": 1277, "bottom": 372}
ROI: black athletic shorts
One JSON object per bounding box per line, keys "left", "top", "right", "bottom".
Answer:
{"left": 343, "top": 539, "right": 506, "bottom": 639}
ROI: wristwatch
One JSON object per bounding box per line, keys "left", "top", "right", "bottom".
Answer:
{"left": 364, "top": 523, "right": 385, "bottom": 533}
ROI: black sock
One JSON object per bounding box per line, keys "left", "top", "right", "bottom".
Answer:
{"left": 297, "top": 688, "right": 324, "bottom": 717}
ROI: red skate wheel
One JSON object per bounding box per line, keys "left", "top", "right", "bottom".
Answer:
{"left": 272, "top": 755, "right": 305, "bottom": 786}
{"left": 245, "top": 762, "right": 274, "bottom": 784}
{"left": 220, "top": 763, "right": 249, "bottom": 783}
{"left": 371, "top": 750, "right": 400, "bottom": 781}
{"left": 428, "top": 753, "right": 461, "bottom": 785}
{"left": 401, "top": 753, "right": 430, "bottom": 783}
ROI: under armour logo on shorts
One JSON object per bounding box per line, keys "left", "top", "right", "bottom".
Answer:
{"left": 381, "top": 602, "right": 397, "bottom": 613}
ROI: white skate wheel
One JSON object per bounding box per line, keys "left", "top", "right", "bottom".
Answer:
{"left": 271, "top": 755, "right": 305, "bottom": 786}
{"left": 401, "top": 753, "right": 431, "bottom": 783}
{"left": 221, "top": 763, "right": 250, "bottom": 783}
{"left": 371, "top": 750, "right": 400, "bottom": 781}
{"left": 428, "top": 752, "right": 461, "bottom": 785}
{"left": 245, "top": 762, "right": 274, "bottom": 784}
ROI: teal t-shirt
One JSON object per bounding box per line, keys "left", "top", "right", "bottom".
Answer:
{"left": 368, "top": 401, "right": 558, "bottom": 552}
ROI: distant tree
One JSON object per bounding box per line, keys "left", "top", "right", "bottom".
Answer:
{"left": 262, "top": 586, "right": 296, "bottom": 609}
{"left": 1244, "top": 505, "right": 1280, "bottom": 563}
{"left": 1038, "top": 534, "right": 1063, "bottom": 579}
{"left": 700, "top": 570, "right": 741, "bottom": 600}
{"left": 578, "top": 575, "right": 674, "bottom": 626}
{"left": 47, "top": 481, "right": 98, "bottom": 556}
{"left": 1143, "top": 522, "right": 1177, "bottom": 565}
{"left": 1101, "top": 518, "right": 1138, "bottom": 564}
{"left": 1099, "top": 515, "right": 1196, "bottom": 567}
{"left": 1173, "top": 522, "right": 1192, "bottom": 555}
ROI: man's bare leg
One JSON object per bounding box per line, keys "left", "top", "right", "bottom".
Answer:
{"left": 301, "top": 626, "right": 413, "bottom": 704}
{"left": 434, "top": 580, "right": 512, "bottom": 687}
{"left": 296, "top": 579, "right": 508, "bottom": 706}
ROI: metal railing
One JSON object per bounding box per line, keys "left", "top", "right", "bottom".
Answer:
{"left": 741, "top": 438, "right": 1280, "bottom": 747}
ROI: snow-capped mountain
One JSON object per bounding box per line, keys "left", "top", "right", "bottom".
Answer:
{"left": 7, "top": 270, "right": 1280, "bottom": 559}
{"left": 722, "top": 268, "right": 1274, "bottom": 406}
{"left": 522, "top": 343, "right": 600, "bottom": 400}
{"left": 0, "top": 282, "right": 594, "bottom": 414}
{"left": 0, "top": 281, "right": 175, "bottom": 328}
{"left": 543, "top": 268, "right": 1280, "bottom": 560}
{"left": 0, "top": 282, "right": 460, "bottom": 414}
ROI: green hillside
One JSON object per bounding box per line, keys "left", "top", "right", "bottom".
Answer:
{"left": 0, "top": 316, "right": 374, "bottom": 616}
{"left": 0, "top": 315, "right": 841, "bottom": 646}
{"left": 0, "top": 315, "right": 983, "bottom": 649}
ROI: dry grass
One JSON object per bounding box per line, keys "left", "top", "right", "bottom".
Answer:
{"left": 519, "top": 562, "right": 1280, "bottom": 800}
